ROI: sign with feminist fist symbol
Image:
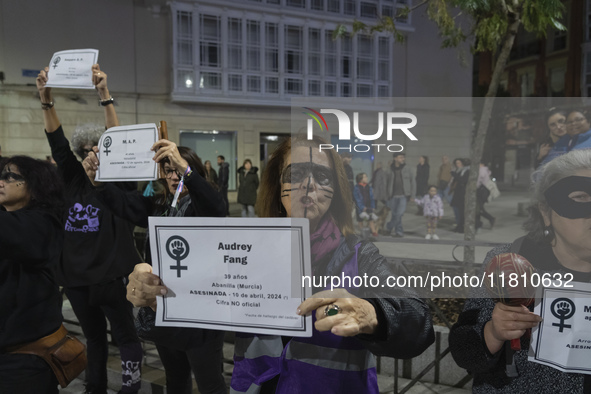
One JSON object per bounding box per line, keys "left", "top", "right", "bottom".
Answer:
{"left": 485, "top": 253, "right": 537, "bottom": 351}
{"left": 166, "top": 235, "right": 190, "bottom": 278}
{"left": 103, "top": 136, "right": 112, "bottom": 156}
{"left": 551, "top": 298, "right": 576, "bottom": 333}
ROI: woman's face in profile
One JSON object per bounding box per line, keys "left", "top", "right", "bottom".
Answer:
{"left": 543, "top": 169, "right": 591, "bottom": 262}
{"left": 0, "top": 164, "right": 31, "bottom": 211}
{"left": 566, "top": 112, "right": 590, "bottom": 136}
{"left": 280, "top": 146, "right": 334, "bottom": 229}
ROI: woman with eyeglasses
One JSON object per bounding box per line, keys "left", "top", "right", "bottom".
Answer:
{"left": 0, "top": 156, "right": 65, "bottom": 393}
{"left": 82, "top": 142, "right": 227, "bottom": 394}
{"left": 116, "top": 135, "right": 435, "bottom": 394}
{"left": 541, "top": 108, "right": 591, "bottom": 165}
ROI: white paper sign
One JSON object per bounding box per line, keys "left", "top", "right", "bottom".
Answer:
{"left": 149, "top": 217, "right": 313, "bottom": 337}
{"left": 45, "top": 49, "right": 99, "bottom": 89}
{"left": 96, "top": 124, "right": 158, "bottom": 182}
{"left": 529, "top": 281, "right": 591, "bottom": 374}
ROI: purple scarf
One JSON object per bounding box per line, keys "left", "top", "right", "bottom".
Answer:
{"left": 310, "top": 216, "right": 341, "bottom": 271}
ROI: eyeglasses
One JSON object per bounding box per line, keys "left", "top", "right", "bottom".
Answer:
{"left": 566, "top": 117, "right": 588, "bottom": 126}
{"left": 164, "top": 168, "right": 180, "bottom": 179}
{"left": 0, "top": 171, "right": 25, "bottom": 183}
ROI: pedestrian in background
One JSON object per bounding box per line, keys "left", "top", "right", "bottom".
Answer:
{"left": 237, "top": 159, "right": 259, "bottom": 217}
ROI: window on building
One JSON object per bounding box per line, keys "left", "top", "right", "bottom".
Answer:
{"left": 308, "top": 28, "right": 321, "bottom": 76}
{"left": 360, "top": 2, "right": 378, "bottom": 18}
{"left": 325, "top": 30, "right": 337, "bottom": 77}
{"left": 246, "top": 20, "right": 261, "bottom": 71}
{"left": 327, "top": 0, "right": 340, "bottom": 13}
{"left": 285, "top": 78, "right": 303, "bottom": 94}
{"left": 266, "top": 77, "right": 279, "bottom": 93}
{"left": 344, "top": 0, "right": 356, "bottom": 15}
{"left": 228, "top": 74, "right": 242, "bottom": 92}
{"left": 200, "top": 15, "right": 221, "bottom": 68}
{"left": 549, "top": 67, "right": 565, "bottom": 97}
{"left": 176, "top": 11, "right": 193, "bottom": 66}
{"left": 520, "top": 72, "right": 534, "bottom": 96}
{"left": 309, "top": 80, "right": 321, "bottom": 96}
{"left": 311, "top": 0, "right": 324, "bottom": 11}
{"left": 171, "top": 5, "right": 396, "bottom": 102}
{"left": 285, "top": 26, "right": 303, "bottom": 74}
{"left": 342, "top": 35, "right": 352, "bottom": 78}
{"left": 287, "top": 0, "right": 305, "bottom": 7}
{"left": 325, "top": 81, "right": 337, "bottom": 96}
{"left": 357, "top": 35, "right": 373, "bottom": 80}
{"left": 247, "top": 75, "right": 261, "bottom": 92}
{"left": 228, "top": 18, "right": 242, "bottom": 71}
{"left": 265, "top": 23, "right": 279, "bottom": 73}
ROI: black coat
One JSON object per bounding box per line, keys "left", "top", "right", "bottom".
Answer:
{"left": 416, "top": 163, "right": 430, "bottom": 197}
{"left": 237, "top": 166, "right": 259, "bottom": 206}
{"left": 0, "top": 208, "right": 63, "bottom": 348}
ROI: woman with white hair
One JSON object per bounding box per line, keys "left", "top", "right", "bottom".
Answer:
{"left": 450, "top": 149, "right": 591, "bottom": 392}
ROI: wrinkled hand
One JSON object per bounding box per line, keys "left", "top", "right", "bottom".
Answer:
{"left": 81, "top": 147, "right": 101, "bottom": 187}
{"left": 297, "top": 288, "right": 378, "bottom": 337}
{"left": 484, "top": 303, "right": 542, "bottom": 354}
{"left": 127, "top": 263, "right": 168, "bottom": 311}
{"left": 152, "top": 139, "right": 189, "bottom": 174}
{"left": 91, "top": 64, "right": 109, "bottom": 98}
{"left": 36, "top": 67, "right": 52, "bottom": 103}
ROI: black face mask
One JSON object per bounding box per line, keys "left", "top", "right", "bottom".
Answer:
{"left": 544, "top": 176, "right": 591, "bottom": 219}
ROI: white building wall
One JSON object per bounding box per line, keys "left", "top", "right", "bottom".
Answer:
{"left": 0, "top": 0, "right": 473, "bottom": 194}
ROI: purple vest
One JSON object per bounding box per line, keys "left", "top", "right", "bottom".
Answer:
{"left": 231, "top": 243, "right": 379, "bottom": 394}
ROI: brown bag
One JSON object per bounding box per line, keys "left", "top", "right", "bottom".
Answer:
{"left": 9, "top": 324, "right": 87, "bottom": 388}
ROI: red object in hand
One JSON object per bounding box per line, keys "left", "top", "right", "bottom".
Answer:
{"left": 484, "top": 253, "right": 537, "bottom": 350}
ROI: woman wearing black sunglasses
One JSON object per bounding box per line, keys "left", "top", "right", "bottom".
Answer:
{"left": 0, "top": 156, "right": 65, "bottom": 393}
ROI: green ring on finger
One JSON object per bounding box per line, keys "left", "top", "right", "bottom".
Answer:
{"left": 324, "top": 304, "right": 341, "bottom": 317}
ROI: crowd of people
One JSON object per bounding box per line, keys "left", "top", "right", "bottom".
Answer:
{"left": 2, "top": 64, "right": 591, "bottom": 394}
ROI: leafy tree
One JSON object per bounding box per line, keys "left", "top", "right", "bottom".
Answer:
{"left": 337, "top": 0, "right": 565, "bottom": 265}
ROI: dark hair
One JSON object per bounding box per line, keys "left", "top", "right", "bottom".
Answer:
{"left": 567, "top": 108, "right": 590, "bottom": 122}
{"left": 218, "top": 155, "right": 225, "bottom": 161}
{"left": 393, "top": 152, "right": 405, "bottom": 158}
{"left": 243, "top": 159, "right": 253, "bottom": 167}
{"left": 156, "top": 147, "right": 208, "bottom": 202}
{"left": 546, "top": 107, "right": 567, "bottom": 124}
{"left": 356, "top": 173, "right": 367, "bottom": 183}
{"left": 420, "top": 155, "right": 429, "bottom": 165}
{"left": 256, "top": 134, "right": 354, "bottom": 236}
{"left": 2, "top": 156, "right": 64, "bottom": 216}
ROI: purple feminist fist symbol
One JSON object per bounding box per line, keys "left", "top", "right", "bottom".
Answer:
{"left": 166, "top": 236, "right": 190, "bottom": 278}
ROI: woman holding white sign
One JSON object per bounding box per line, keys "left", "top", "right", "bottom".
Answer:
{"left": 83, "top": 143, "right": 227, "bottom": 394}
{"left": 124, "top": 134, "right": 435, "bottom": 393}
{"left": 450, "top": 149, "right": 591, "bottom": 392}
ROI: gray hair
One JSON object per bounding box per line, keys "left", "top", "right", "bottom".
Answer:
{"left": 71, "top": 123, "right": 104, "bottom": 159}
{"left": 524, "top": 149, "right": 591, "bottom": 242}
